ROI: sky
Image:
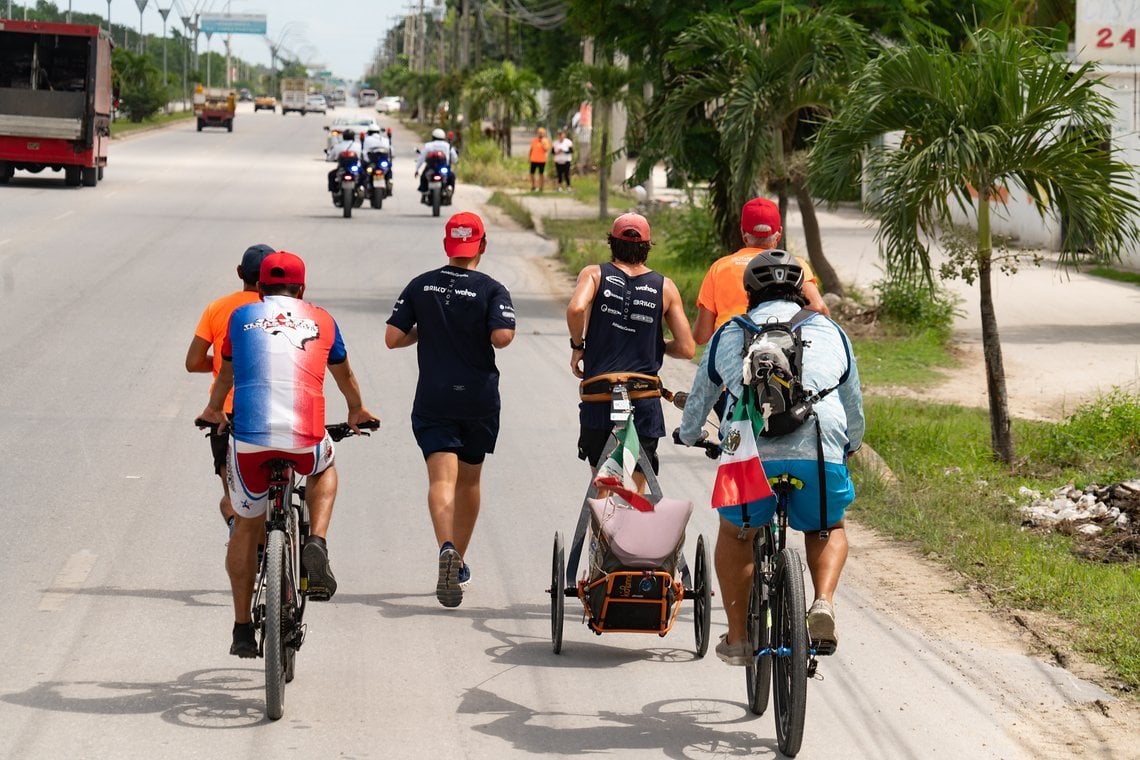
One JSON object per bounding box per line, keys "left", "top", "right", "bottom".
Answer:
{"left": 43, "top": 0, "right": 411, "bottom": 82}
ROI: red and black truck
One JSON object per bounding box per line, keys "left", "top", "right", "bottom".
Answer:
{"left": 0, "top": 19, "right": 114, "bottom": 187}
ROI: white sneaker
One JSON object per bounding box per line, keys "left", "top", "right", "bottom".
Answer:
{"left": 715, "top": 633, "right": 751, "bottom": 666}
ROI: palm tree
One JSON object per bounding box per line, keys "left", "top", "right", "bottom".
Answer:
{"left": 810, "top": 26, "right": 1140, "bottom": 463}
{"left": 646, "top": 10, "right": 869, "bottom": 294}
{"left": 557, "top": 59, "right": 638, "bottom": 218}
{"left": 464, "top": 61, "right": 541, "bottom": 157}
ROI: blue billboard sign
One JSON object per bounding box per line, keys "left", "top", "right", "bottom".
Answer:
{"left": 199, "top": 13, "right": 268, "bottom": 35}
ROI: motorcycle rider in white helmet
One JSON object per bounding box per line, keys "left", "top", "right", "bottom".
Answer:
{"left": 415, "top": 127, "right": 459, "bottom": 197}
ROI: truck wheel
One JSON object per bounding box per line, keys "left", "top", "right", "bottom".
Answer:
{"left": 97, "top": 166, "right": 104, "bottom": 181}
{"left": 65, "top": 167, "right": 81, "bottom": 186}
{"left": 197, "top": 118, "right": 203, "bottom": 132}
{"left": 0, "top": 162, "right": 13, "bottom": 184}
{"left": 81, "top": 167, "right": 97, "bottom": 187}
{"left": 227, "top": 120, "right": 233, "bottom": 132}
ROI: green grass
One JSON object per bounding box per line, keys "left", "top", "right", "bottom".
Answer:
{"left": 488, "top": 191, "right": 535, "bottom": 229}
{"left": 851, "top": 327, "right": 959, "bottom": 388}
{"left": 109, "top": 109, "right": 194, "bottom": 137}
{"left": 1085, "top": 265, "right": 1140, "bottom": 287}
{"left": 854, "top": 396, "right": 1140, "bottom": 690}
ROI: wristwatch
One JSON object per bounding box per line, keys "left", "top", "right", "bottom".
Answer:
{"left": 570, "top": 338, "right": 585, "bottom": 350}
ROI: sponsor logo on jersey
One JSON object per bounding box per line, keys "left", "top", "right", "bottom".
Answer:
{"left": 634, "top": 284, "right": 658, "bottom": 294}
{"left": 245, "top": 311, "right": 320, "bottom": 350}
{"left": 632, "top": 298, "right": 656, "bottom": 309}
{"left": 630, "top": 313, "right": 654, "bottom": 324}
{"left": 605, "top": 275, "right": 626, "bottom": 288}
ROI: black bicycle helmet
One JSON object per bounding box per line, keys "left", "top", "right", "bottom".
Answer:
{"left": 342, "top": 128, "right": 356, "bottom": 141}
{"left": 743, "top": 249, "right": 804, "bottom": 293}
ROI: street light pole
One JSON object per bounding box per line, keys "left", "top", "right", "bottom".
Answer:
{"left": 157, "top": 4, "right": 171, "bottom": 105}
{"left": 133, "top": 0, "right": 148, "bottom": 53}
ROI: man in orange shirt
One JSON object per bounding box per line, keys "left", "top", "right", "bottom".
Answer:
{"left": 692, "top": 197, "right": 829, "bottom": 345}
{"left": 185, "top": 243, "right": 274, "bottom": 530}
{"left": 528, "top": 127, "right": 551, "bottom": 192}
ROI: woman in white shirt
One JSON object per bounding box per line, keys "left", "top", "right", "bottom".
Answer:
{"left": 552, "top": 130, "right": 573, "bottom": 191}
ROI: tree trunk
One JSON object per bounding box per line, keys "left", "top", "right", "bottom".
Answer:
{"left": 792, "top": 178, "right": 845, "bottom": 297}
{"left": 977, "top": 198, "right": 1015, "bottom": 463}
{"left": 599, "top": 117, "right": 610, "bottom": 218}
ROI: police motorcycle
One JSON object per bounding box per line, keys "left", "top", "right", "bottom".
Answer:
{"left": 367, "top": 151, "right": 393, "bottom": 203}
{"left": 419, "top": 149, "right": 453, "bottom": 218}
{"left": 330, "top": 149, "right": 374, "bottom": 218}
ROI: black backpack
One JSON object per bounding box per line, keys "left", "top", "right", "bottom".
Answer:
{"left": 710, "top": 308, "right": 836, "bottom": 437}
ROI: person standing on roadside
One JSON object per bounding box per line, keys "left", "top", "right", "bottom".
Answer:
{"left": 528, "top": 127, "right": 551, "bottom": 192}
{"left": 566, "top": 213, "right": 695, "bottom": 485}
{"left": 385, "top": 212, "right": 516, "bottom": 609}
{"left": 692, "top": 197, "right": 830, "bottom": 346}
{"left": 552, "top": 129, "right": 573, "bottom": 192}
{"left": 185, "top": 243, "right": 275, "bottom": 533}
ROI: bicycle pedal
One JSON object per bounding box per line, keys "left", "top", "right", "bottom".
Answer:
{"left": 811, "top": 639, "right": 837, "bottom": 656}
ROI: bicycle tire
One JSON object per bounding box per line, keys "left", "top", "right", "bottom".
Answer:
{"left": 746, "top": 528, "right": 773, "bottom": 715}
{"left": 284, "top": 488, "right": 301, "bottom": 684}
{"left": 772, "top": 547, "right": 808, "bottom": 756}
{"left": 551, "top": 532, "right": 565, "bottom": 654}
{"left": 264, "top": 529, "right": 287, "bottom": 720}
{"left": 693, "top": 534, "right": 711, "bottom": 657}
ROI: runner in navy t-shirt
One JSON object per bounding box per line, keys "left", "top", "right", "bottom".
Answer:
{"left": 385, "top": 211, "right": 516, "bottom": 608}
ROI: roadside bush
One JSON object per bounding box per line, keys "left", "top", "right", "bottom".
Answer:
{"left": 112, "top": 49, "right": 168, "bottom": 123}
{"left": 459, "top": 133, "right": 526, "bottom": 187}
{"left": 1023, "top": 388, "right": 1140, "bottom": 481}
{"left": 873, "top": 277, "right": 961, "bottom": 339}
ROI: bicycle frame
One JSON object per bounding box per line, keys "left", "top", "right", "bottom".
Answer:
{"left": 252, "top": 460, "right": 308, "bottom": 652}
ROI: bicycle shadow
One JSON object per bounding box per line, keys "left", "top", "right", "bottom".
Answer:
{"left": 460, "top": 686, "right": 776, "bottom": 758}
{"left": 65, "top": 585, "right": 228, "bottom": 608}
{"left": 336, "top": 591, "right": 708, "bottom": 670}
{"left": 0, "top": 668, "right": 268, "bottom": 728}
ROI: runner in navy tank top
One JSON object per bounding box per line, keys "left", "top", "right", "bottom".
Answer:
{"left": 566, "top": 213, "right": 695, "bottom": 477}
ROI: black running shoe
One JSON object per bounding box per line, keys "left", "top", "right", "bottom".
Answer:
{"left": 230, "top": 622, "right": 258, "bottom": 658}
{"left": 303, "top": 538, "right": 337, "bottom": 601}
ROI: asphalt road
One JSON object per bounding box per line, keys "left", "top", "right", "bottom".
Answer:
{"left": 0, "top": 104, "right": 1121, "bottom": 759}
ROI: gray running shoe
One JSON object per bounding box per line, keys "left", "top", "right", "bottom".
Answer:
{"left": 436, "top": 547, "right": 463, "bottom": 608}
{"left": 715, "top": 633, "right": 751, "bottom": 666}
{"left": 806, "top": 599, "right": 838, "bottom": 654}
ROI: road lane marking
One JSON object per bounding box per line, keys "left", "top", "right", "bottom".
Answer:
{"left": 52, "top": 211, "right": 74, "bottom": 222}
{"left": 39, "top": 549, "right": 97, "bottom": 611}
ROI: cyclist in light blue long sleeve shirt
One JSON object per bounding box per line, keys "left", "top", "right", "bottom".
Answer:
{"left": 678, "top": 250, "right": 863, "bottom": 664}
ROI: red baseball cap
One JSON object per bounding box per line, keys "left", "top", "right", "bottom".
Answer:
{"left": 444, "top": 211, "right": 486, "bottom": 258}
{"left": 741, "top": 197, "right": 782, "bottom": 237}
{"left": 260, "top": 251, "right": 306, "bottom": 286}
{"left": 610, "top": 212, "right": 651, "bottom": 243}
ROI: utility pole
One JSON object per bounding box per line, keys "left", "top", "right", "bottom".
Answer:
{"left": 157, "top": 3, "right": 171, "bottom": 92}
{"left": 134, "top": 0, "right": 147, "bottom": 53}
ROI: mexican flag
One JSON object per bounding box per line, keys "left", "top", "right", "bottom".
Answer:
{"left": 711, "top": 391, "right": 773, "bottom": 509}
{"left": 593, "top": 416, "right": 655, "bottom": 512}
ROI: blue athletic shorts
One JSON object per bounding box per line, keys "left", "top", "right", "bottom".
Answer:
{"left": 716, "top": 459, "right": 854, "bottom": 532}
{"left": 411, "top": 413, "right": 499, "bottom": 465}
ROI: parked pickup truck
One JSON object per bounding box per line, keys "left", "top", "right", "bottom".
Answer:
{"left": 0, "top": 19, "right": 114, "bottom": 187}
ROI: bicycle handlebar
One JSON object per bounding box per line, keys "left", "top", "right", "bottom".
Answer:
{"left": 671, "top": 428, "right": 721, "bottom": 459}
{"left": 194, "top": 418, "right": 379, "bottom": 442}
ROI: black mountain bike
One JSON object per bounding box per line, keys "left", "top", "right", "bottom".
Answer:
{"left": 196, "top": 420, "right": 376, "bottom": 720}
{"left": 678, "top": 431, "right": 825, "bottom": 758}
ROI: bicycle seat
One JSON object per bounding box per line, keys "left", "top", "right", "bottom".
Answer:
{"left": 588, "top": 497, "right": 692, "bottom": 569}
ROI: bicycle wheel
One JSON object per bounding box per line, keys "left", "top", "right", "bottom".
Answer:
{"left": 264, "top": 529, "right": 288, "bottom": 720}
{"left": 693, "top": 534, "right": 711, "bottom": 657}
{"left": 746, "top": 529, "right": 773, "bottom": 716}
{"left": 284, "top": 489, "right": 302, "bottom": 684}
{"left": 551, "top": 532, "right": 565, "bottom": 654}
{"left": 772, "top": 547, "right": 808, "bottom": 756}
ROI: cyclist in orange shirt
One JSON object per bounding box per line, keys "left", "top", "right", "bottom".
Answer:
{"left": 185, "top": 243, "right": 275, "bottom": 530}
{"left": 528, "top": 127, "right": 551, "bottom": 192}
{"left": 692, "top": 197, "right": 829, "bottom": 345}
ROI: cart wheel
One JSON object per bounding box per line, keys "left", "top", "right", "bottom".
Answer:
{"left": 551, "top": 532, "right": 565, "bottom": 654}
{"left": 693, "top": 534, "right": 712, "bottom": 657}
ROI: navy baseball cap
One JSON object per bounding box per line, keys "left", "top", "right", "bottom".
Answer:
{"left": 239, "top": 244, "right": 275, "bottom": 280}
